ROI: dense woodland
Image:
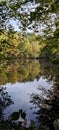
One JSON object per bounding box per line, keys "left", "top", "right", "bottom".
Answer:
{"left": 0, "top": 30, "right": 59, "bottom": 63}
{"left": 0, "top": 0, "right": 59, "bottom": 63}
{"left": 0, "top": 0, "right": 59, "bottom": 130}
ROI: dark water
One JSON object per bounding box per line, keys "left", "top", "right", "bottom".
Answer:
{"left": 0, "top": 59, "right": 59, "bottom": 130}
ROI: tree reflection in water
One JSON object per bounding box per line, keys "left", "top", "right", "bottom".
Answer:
{"left": 0, "top": 86, "right": 35, "bottom": 130}
{"left": 0, "top": 88, "right": 38, "bottom": 130}
{"left": 0, "top": 60, "right": 59, "bottom": 85}
{"left": 0, "top": 60, "right": 59, "bottom": 130}
{"left": 0, "top": 86, "right": 14, "bottom": 119}
{"left": 0, "top": 84, "right": 59, "bottom": 130}
{"left": 30, "top": 83, "right": 59, "bottom": 130}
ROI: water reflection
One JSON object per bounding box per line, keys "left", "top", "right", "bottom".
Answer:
{"left": 0, "top": 60, "right": 59, "bottom": 130}
{"left": 0, "top": 59, "right": 59, "bottom": 85}
{"left": 30, "top": 83, "right": 59, "bottom": 130}
{"left": 0, "top": 86, "right": 13, "bottom": 121}
{"left": 0, "top": 60, "right": 40, "bottom": 85}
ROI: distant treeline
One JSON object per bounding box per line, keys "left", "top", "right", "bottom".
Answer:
{"left": 0, "top": 30, "right": 59, "bottom": 63}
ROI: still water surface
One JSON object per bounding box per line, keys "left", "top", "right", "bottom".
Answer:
{"left": 0, "top": 59, "right": 59, "bottom": 129}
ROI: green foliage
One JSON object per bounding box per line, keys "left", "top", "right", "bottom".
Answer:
{"left": 51, "top": 58, "right": 59, "bottom": 64}
{"left": 0, "top": 29, "right": 59, "bottom": 62}
{"left": 0, "top": 31, "right": 42, "bottom": 59}
{"left": 54, "top": 120, "right": 59, "bottom": 130}
{"left": 0, "top": 0, "right": 59, "bottom": 62}
{"left": 0, "top": 0, "right": 59, "bottom": 35}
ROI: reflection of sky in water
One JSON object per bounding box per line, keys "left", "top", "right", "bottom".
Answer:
{"left": 3, "top": 76, "right": 54, "bottom": 124}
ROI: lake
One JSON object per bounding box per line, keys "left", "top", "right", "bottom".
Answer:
{"left": 0, "top": 59, "right": 59, "bottom": 130}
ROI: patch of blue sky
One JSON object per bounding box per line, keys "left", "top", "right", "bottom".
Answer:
{"left": 9, "top": 19, "right": 22, "bottom": 32}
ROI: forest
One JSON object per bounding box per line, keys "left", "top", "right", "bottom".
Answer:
{"left": 0, "top": 30, "right": 59, "bottom": 63}
{"left": 0, "top": 0, "right": 59, "bottom": 130}
{"left": 0, "top": 0, "right": 59, "bottom": 63}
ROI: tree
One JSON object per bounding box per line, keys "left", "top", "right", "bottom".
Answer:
{"left": 0, "top": 0, "right": 59, "bottom": 35}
